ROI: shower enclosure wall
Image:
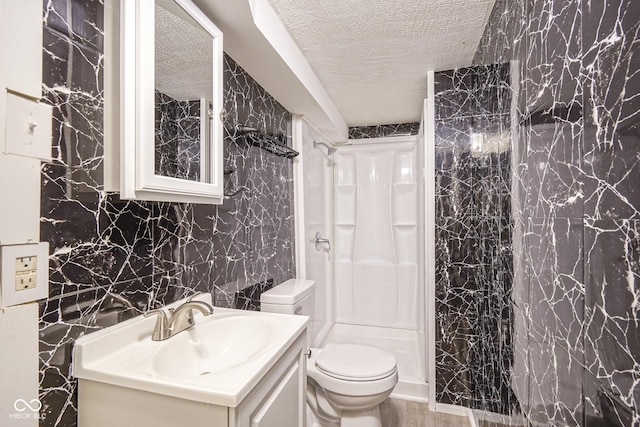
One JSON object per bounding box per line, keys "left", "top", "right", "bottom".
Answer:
{"left": 333, "top": 138, "right": 423, "bottom": 331}
{"left": 293, "top": 117, "right": 334, "bottom": 345}
{"left": 294, "top": 122, "right": 428, "bottom": 401}
{"left": 331, "top": 135, "right": 427, "bottom": 400}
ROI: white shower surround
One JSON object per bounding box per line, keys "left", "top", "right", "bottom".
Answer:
{"left": 331, "top": 136, "right": 427, "bottom": 401}
{"left": 293, "top": 122, "right": 428, "bottom": 401}
{"left": 292, "top": 117, "right": 335, "bottom": 346}
{"left": 333, "top": 138, "right": 423, "bottom": 331}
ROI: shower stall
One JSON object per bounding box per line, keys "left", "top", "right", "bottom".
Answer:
{"left": 332, "top": 136, "right": 427, "bottom": 401}
{"left": 293, "top": 116, "right": 428, "bottom": 402}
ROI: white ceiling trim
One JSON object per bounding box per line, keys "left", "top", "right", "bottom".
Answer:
{"left": 195, "top": 0, "right": 349, "bottom": 142}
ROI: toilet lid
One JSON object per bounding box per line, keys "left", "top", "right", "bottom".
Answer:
{"left": 315, "top": 344, "right": 397, "bottom": 380}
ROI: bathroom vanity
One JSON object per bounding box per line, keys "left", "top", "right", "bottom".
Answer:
{"left": 72, "top": 296, "right": 308, "bottom": 427}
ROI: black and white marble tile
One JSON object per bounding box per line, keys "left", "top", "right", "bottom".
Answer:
{"left": 348, "top": 122, "right": 420, "bottom": 139}
{"left": 154, "top": 92, "right": 202, "bottom": 181}
{"left": 584, "top": 219, "right": 640, "bottom": 417}
{"left": 433, "top": 63, "right": 517, "bottom": 415}
{"left": 437, "top": 0, "right": 640, "bottom": 425}
{"left": 38, "top": 1, "right": 296, "bottom": 425}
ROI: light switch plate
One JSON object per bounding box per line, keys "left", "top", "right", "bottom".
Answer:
{"left": 4, "top": 92, "right": 52, "bottom": 161}
{"left": 0, "top": 243, "right": 49, "bottom": 307}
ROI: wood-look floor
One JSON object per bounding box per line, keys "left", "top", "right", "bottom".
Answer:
{"left": 379, "top": 399, "right": 471, "bottom": 427}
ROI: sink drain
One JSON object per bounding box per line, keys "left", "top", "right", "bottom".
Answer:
{"left": 200, "top": 371, "right": 211, "bottom": 376}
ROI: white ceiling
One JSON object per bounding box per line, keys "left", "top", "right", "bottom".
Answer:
{"left": 155, "top": 1, "right": 213, "bottom": 101}
{"left": 266, "top": 0, "right": 496, "bottom": 126}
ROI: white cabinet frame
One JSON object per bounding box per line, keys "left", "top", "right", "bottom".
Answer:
{"left": 106, "top": 0, "right": 224, "bottom": 204}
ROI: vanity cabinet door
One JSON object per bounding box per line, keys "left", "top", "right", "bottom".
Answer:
{"left": 231, "top": 333, "right": 307, "bottom": 427}
{"left": 250, "top": 359, "right": 302, "bottom": 427}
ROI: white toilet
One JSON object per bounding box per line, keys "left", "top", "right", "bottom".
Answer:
{"left": 261, "top": 279, "right": 398, "bottom": 427}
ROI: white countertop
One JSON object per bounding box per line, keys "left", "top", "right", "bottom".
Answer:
{"left": 72, "top": 295, "right": 308, "bottom": 407}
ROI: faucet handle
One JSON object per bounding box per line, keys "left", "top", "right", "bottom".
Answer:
{"left": 144, "top": 309, "right": 170, "bottom": 341}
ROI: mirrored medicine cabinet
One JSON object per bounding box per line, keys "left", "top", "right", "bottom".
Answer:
{"left": 104, "top": 0, "right": 224, "bottom": 204}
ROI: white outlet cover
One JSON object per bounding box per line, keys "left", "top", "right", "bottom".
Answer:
{"left": 0, "top": 243, "right": 49, "bottom": 307}
{"left": 4, "top": 92, "right": 53, "bottom": 161}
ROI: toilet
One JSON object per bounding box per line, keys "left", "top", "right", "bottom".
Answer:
{"left": 261, "top": 279, "right": 398, "bottom": 427}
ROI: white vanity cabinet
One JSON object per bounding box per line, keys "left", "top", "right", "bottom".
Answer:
{"left": 77, "top": 332, "right": 306, "bottom": 427}
{"left": 73, "top": 304, "right": 308, "bottom": 427}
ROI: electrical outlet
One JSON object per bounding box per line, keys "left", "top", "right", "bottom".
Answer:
{"left": 14, "top": 255, "right": 37, "bottom": 291}
{"left": 15, "top": 272, "right": 37, "bottom": 290}
{"left": 1, "top": 242, "right": 49, "bottom": 306}
{"left": 15, "top": 256, "right": 37, "bottom": 273}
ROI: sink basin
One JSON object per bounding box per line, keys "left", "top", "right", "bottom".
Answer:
{"left": 72, "top": 295, "right": 309, "bottom": 407}
{"left": 152, "top": 315, "right": 274, "bottom": 377}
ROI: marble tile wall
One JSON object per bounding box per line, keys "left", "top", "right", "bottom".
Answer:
{"left": 432, "top": 0, "right": 639, "bottom": 425}
{"left": 38, "top": 1, "right": 296, "bottom": 425}
{"left": 348, "top": 122, "right": 420, "bottom": 139}
{"left": 155, "top": 91, "right": 202, "bottom": 181}
{"left": 433, "top": 64, "right": 516, "bottom": 414}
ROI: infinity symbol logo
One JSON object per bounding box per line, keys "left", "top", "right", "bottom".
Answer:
{"left": 14, "top": 399, "right": 42, "bottom": 412}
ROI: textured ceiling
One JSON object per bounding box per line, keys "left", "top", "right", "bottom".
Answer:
{"left": 155, "top": 2, "right": 213, "bottom": 101}
{"left": 266, "top": 0, "right": 495, "bottom": 126}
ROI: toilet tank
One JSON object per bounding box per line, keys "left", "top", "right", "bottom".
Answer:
{"left": 260, "top": 279, "right": 315, "bottom": 320}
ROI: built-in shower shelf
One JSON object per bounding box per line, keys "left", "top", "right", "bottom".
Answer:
{"left": 392, "top": 182, "right": 417, "bottom": 188}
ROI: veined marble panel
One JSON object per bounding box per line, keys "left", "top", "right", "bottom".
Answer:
{"left": 38, "top": 1, "right": 295, "bottom": 425}
{"left": 348, "top": 122, "right": 420, "bottom": 139}
{"left": 434, "top": 64, "right": 516, "bottom": 415}
{"left": 468, "top": 0, "right": 640, "bottom": 424}
{"left": 154, "top": 91, "right": 202, "bottom": 181}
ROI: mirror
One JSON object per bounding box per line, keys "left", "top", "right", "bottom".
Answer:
{"left": 104, "top": 0, "right": 224, "bottom": 204}
{"left": 154, "top": 0, "right": 213, "bottom": 183}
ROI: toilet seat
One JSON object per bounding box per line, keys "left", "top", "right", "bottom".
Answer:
{"left": 315, "top": 344, "right": 397, "bottom": 381}
{"left": 307, "top": 359, "right": 398, "bottom": 398}
{"left": 316, "top": 344, "right": 396, "bottom": 381}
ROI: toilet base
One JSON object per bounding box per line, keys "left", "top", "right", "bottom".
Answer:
{"left": 340, "top": 407, "right": 382, "bottom": 427}
{"left": 309, "top": 405, "right": 383, "bottom": 427}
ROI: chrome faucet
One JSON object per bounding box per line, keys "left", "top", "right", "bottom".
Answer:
{"left": 144, "top": 295, "right": 214, "bottom": 341}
